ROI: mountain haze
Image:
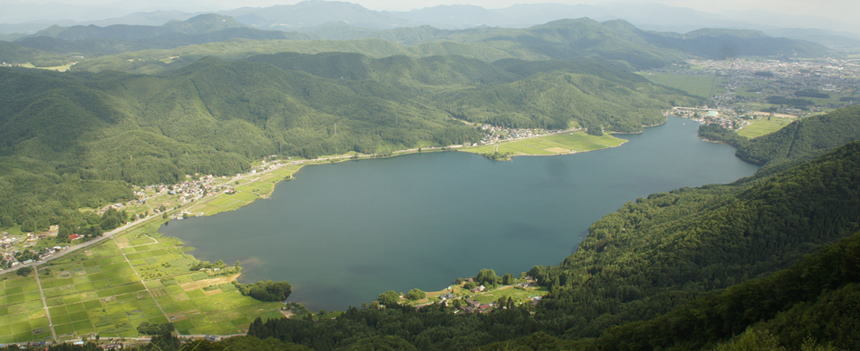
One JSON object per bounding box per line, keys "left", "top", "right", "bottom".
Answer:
{"left": 12, "top": 14, "right": 309, "bottom": 55}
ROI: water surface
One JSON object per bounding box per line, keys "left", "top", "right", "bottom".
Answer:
{"left": 162, "top": 118, "right": 758, "bottom": 310}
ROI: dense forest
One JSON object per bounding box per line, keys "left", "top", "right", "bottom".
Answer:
{"left": 0, "top": 51, "right": 695, "bottom": 231}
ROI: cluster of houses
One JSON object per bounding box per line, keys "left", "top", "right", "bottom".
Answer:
{"left": 131, "top": 159, "right": 284, "bottom": 210}
{"left": 425, "top": 277, "right": 545, "bottom": 314}
{"left": 689, "top": 57, "right": 860, "bottom": 85}
{"left": 0, "top": 226, "right": 72, "bottom": 270}
{"left": 474, "top": 124, "right": 551, "bottom": 146}
{"left": 163, "top": 175, "right": 224, "bottom": 204}
{"left": 1, "top": 243, "right": 67, "bottom": 270}
{"left": 671, "top": 57, "right": 859, "bottom": 115}
{"left": 669, "top": 107, "right": 747, "bottom": 130}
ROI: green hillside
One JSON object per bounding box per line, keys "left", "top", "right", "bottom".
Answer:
{"left": 0, "top": 41, "right": 70, "bottom": 66}
{"left": 482, "top": 229, "right": 860, "bottom": 350}
{"left": 586, "top": 229, "right": 860, "bottom": 350}
{"left": 0, "top": 52, "right": 692, "bottom": 231}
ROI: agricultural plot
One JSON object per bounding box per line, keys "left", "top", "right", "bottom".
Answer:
{"left": 0, "top": 274, "right": 50, "bottom": 343}
{"left": 36, "top": 239, "right": 166, "bottom": 341}
{"left": 0, "top": 219, "right": 282, "bottom": 343}
{"left": 115, "top": 225, "right": 282, "bottom": 335}
{"left": 463, "top": 131, "right": 627, "bottom": 157}
{"left": 737, "top": 117, "right": 794, "bottom": 138}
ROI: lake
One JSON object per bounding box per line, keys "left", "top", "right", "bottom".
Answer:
{"left": 161, "top": 117, "right": 759, "bottom": 310}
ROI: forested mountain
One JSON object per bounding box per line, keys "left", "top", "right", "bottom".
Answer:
{"left": 583, "top": 229, "right": 860, "bottom": 350}
{"left": 0, "top": 41, "right": 68, "bottom": 66}
{"left": 237, "top": 141, "right": 859, "bottom": 350}
{"left": 641, "top": 28, "right": 828, "bottom": 59}
{"left": 390, "top": 18, "right": 828, "bottom": 63}
{"left": 0, "top": 52, "right": 693, "bottom": 230}
{"left": 699, "top": 105, "right": 860, "bottom": 169}
{"left": 12, "top": 14, "right": 309, "bottom": 56}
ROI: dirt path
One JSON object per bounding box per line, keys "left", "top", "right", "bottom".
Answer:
{"left": 33, "top": 267, "right": 57, "bottom": 341}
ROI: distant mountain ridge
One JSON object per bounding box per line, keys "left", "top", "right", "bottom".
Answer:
{"left": 219, "top": 0, "right": 858, "bottom": 49}
{"left": 3, "top": 1, "right": 857, "bottom": 50}
{"left": 23, "top": 16, "right": 828, "bottom": 74}
{"left": 223, "top": 0, "right": 412, "bottom": 30}
{"left": 13, "top": 14, "right": 309, "bottom": 55}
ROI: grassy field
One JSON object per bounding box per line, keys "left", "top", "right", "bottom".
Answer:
{"left": 639, "top": 71, "right": 721, "bottom": 99}
{"left": 462, "top": 131, "right": 627, "bottom": 158}
{"left": 737, "top": 117, "right": 795, "bottom": 138}
{"left": 470, "top": 286, "right": 548, "bottom": 305}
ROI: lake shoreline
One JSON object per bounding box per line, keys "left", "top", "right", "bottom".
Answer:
{"left": 162, "top": 116, "right": 759, "bottom": 311}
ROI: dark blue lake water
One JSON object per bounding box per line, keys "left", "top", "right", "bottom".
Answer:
{"left": 161, "top": 117, "right": 758, "bottom": 310}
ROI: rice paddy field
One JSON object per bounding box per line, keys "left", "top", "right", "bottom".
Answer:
{"left": 0, "top": 273, "right": 51, "bottom": 342}
{"left": 462, "top": 131, "right": 627, "bottom": 157}
{"left": 0, "top": 220, "right": 282, "bottom": 343}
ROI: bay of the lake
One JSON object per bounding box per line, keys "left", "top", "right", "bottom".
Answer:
{"left": 161, "top": 117, "right": 759, "bottom": 310}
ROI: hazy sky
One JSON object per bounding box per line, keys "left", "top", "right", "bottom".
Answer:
{"left": 3, "top": 0, "right": 859, "bottom": 34}
{"left": 9, "top": 0, "right": 853, "bottom": 14}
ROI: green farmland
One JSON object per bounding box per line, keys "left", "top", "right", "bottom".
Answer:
{"left": 462, "top": 131, "right": 627, "bottom": 158}
{"left": 0, "top": 219, "right": 282, "bottom": 343}
{"left": 0, "top": 274, "right": 51, "bottom": 342}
